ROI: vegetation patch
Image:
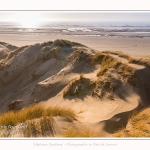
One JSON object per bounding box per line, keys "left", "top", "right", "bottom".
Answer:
{"left": 86, "top": 52, "right": 106, "bottom": 65}
{"left": 117, "top": 63, "right": 136, "bottom": 86}
{"left": 63, "top": 127, "right": 100, "bottom": 137}
{"left": 97, "top": 55, "right": 136, "bottom": 86}
{"left": 66, "top": 49, "right": 87, "bottom": 63}
{"left": 63, "top": 73, "right": 88, "bottom": 97}
{"left": 0, "top": 49, "right": 10, "bottom": 60}
{"left": 42, "top": 41, "right": 53, "bottom": 46}
{"left": 112, "top": 107, "right": 150, "bottom": 137}
{"left": 0, "top": 104, "right": 76, "bottom": 137}
{"left": 102, "top": 51, "right": 132, "bottom": 61}
{"left": 24, "top": 116, "right": 54, "bottom": 137}
{"left": 38, "top": 46, "right": 61, "bottom": 61}
{"left": 129, "top": 57, "right": 150, "bottom": 68}
{"left": 53, "top": 39, "right": 84, "bottom": 47}
{"left": 102, "top": 50, "right": 150, "bottom": 68}
{"left": 44, "top": 106, "right": 76, "bottom": 122}
{"left": 0, "top": 105, "right": 76, "bottom": 126}
{"left": 92, "top": 76, "right": 116, "bottom": 100}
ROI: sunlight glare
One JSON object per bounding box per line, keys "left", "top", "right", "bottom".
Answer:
{"left": 15, "top": 12, "right": 47, "bottom": 28}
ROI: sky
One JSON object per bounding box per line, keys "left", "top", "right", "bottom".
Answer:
{"left": 0, "top": 11, "right": 149, "bottom": 28}
{"left": 0, "top": 11, "right": 150, "bottom": 21}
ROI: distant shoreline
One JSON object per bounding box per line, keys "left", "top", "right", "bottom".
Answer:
{"left": 0, "top": 34, "right": 150, "bottom": 58}
{"left": 1, "top": 20, "right": 150, "bottom": 57}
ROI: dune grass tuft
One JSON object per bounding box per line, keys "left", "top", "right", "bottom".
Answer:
{"left": 40, "top": 116, "right": 54, "bottom": 137}
{"left": 129, "top": 57, "right": 150, "bottom": 68}
{"left": 53, "top": 39, "right": 84, "bottom": 47}
{"left": 0, "top": 104, "right": 76, "bottom": 137}
{"left": 0, "top": 111, "right": 19, "bottom": 126}
{"left": 86, "top": 52, "right": 105, "bottom": 64}
{"left": 96, "top": 54, "right": 136, "bottom": 86}
{"left": 25, "top": 116, "right": 54, "bottom": 137}
{"left": 0, "top": 105, "right": 44, "bottom": 126}
{"left": 63, "top": 127, "right": 100, "bottom": 137}
{"left": 102, "top": 51, "right": 132, "bottom": 61}
{"left": 97, "top": 55, "right": 117, "bottom": 76}
{"left": 25, "top": 120, "right": 41, "bottom": 137}
{"left": 92, "top": 76, "right": 116, "bottom": 99}
{"left": 66, "top": 49, "right": 87, "bottom": 63}
{"left": 112, "top": 107, "right": 150, "bottom": 137}
{"left": 63, "top": 74, "right": 86, "bottom": 97}
{"left": 0, "top": 105, "right": 76, "bottom": 127}
{"left": 45, "top": 106, "right": 76, "bottom": 122}
{"left": 102, "top": 50, "right": 150, "bottom": 68}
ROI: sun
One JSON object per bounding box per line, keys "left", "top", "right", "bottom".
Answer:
{"left": 14, "top": 12, "right": 43, "bottom": 28}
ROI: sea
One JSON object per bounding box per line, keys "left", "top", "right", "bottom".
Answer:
{"left": 0, "top": 21, "right": 150, "bottom": 38}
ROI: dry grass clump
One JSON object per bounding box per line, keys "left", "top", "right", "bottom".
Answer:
{"left": 129, "top": 57, "right": 150, "bottom": 68}
{"left": 0, "top": 111, "right": 19, "bottom": 126}
{"left": 39, "top": 116, "right": 54, "bottom": 137}
{"left": 63, "top": 127, "right": 100, "bottom": 137}
{"left": 66, "top": 49, "right": 83, "bottom": 62}
{"left": 38, "top": 46, "right": 61, "bottom": 61}
{"left": 53, "top": 39, "right": 84, "bottom": 47}
{"left": 25, "top": 116, "right": 54, "bottom": 137}
{"left": 0, "top": 105, "right": 44, "bottom": 126}
{"left": 90, "top": 53, "right": 105, "bottom": 63}
{"left": 44, "top": 106, "right": 76, "bottom": 122}
{"left": 102, "top": 50, "right": 150, "bottom": 68}
{"left": 112, "top": 107, "right": 150, "bottom": 137}
{"left": 0, "top": 105, "right": 76, "bottom": 126}
{"left": 24, "top": 106, "right": 76, "bottom": 137}
{"left": 92, "top": 76, "right": 116, "bottom": 99}
{"left": 0, "top": 104, "right": 76, "bottom": 137}
{"left": 118, "top": 53, "right": 132, "bottom": 61}
{"left": 117, "top": 63, "right": 136, "bottom": 86}
{"left": 42, "top": 41, "right": 53, "bottom": 46}
{"left": 97, "top": 55, "right": 117, "bottom": 76}
{"left": 63, "top": 74, "right": 86, "bottom": 97}
{"left": 97, "top": 55, "right": 136, "bottom": 86}
{"left": 66, "top": 49, "right": 88, "bottom": 64}
{"left": 102, "top": 51, "right": 132, "bottom": 61}
{"left": 86, "top": 52, "right": 105, "bottom": 64}
{"left": 0, "top": 49, "right": 10, "bottom": 60}
{"left": 25, "top": 120, "right": 41, "bottom": 137}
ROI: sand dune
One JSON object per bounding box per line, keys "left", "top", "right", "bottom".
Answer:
{"left": 0, "top": 39, "right": 150, "bottom": 137}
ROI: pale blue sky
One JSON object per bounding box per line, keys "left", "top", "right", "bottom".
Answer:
{"left": 0, "top": 11, "right": 149, "bottom": 22}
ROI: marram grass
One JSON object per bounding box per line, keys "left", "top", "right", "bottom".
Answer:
{"left": 0, "top": 105, "right": 76, "bottom": 126}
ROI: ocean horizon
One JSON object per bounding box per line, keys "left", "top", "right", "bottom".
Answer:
{"left": 0, "top": 21, "right": 150, "bottom": 38}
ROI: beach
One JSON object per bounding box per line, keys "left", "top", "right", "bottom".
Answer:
{"left": 1, "top": 33, "right": 150, "bottom": 58}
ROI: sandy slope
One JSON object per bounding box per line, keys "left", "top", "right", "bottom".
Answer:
{"left": 0, "top": 42, "right": 17, "bottom": 60}
{"left": 0, "top": 39, "right": 150, "bottom": 137}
